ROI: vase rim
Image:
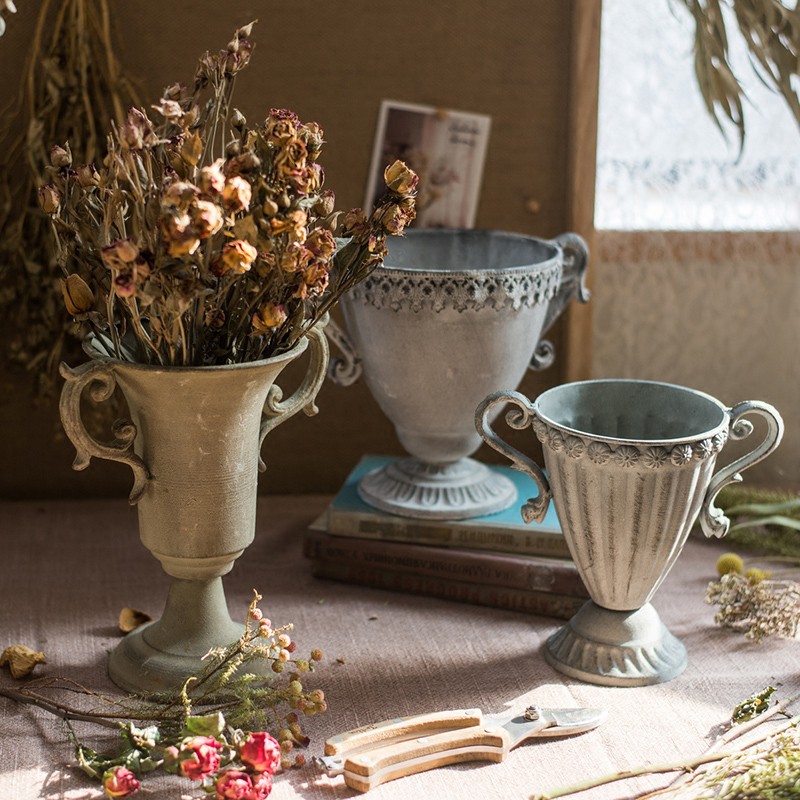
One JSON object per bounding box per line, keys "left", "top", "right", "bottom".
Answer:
{"left": 381, "top": 228, "right": 561, "bottom": 276}
{"left": 81, "top": 332, "right": 309, "bottom": 373}
{"left": 533, "top": 378, "right": 730, "bottom": 445}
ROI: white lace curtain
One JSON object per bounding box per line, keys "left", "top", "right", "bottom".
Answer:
{"left": 591, "top": 0, "right": 800, "bottom": 487}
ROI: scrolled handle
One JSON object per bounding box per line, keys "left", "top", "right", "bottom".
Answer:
{"left": 323, "top": 315, "right": 362, "bottom": 387}
{"left": 529, "top": 232, "right": 591, "bottom": 371}
{"left": 259, "top": 321, "right": 330, "bottom": 471}
{"left": 699, "top": 400, "right": 785, "bottom": 538}
{"left": 475, "top": 390, "right": 552, "bottom": 524}
{"left": 58, "top": 360, "right": 151, "bottom": 505}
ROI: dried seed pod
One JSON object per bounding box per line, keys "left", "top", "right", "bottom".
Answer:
{"left": 60, "top": 274, "right": 94, "bottom": 316}
{"left": 0, "top": 644, "right": 47, "bottom": 679}
{"left": 118, "top": 607, "right": 152, "bottom": 634}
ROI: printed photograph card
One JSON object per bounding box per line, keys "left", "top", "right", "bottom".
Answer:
{"left": 365, "top": 100, "right": 491, "bottom": 229}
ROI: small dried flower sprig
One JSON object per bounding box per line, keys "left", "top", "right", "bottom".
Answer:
{"left": 707, "top": 551, "right": 800, "bottom": 641}
{"left": 0, "top": 590, "right": 326, "bottom": 797}
{"left": 43, "top": 22, "right": 417, "bottom": 367}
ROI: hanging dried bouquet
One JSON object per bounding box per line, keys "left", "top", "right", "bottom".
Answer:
{"left": 41, "top": 22, "right": 417, "bottom": 367}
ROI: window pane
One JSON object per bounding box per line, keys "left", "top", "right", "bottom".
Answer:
{"left": 595, "top": 0, "right": 800, "bottom": 231}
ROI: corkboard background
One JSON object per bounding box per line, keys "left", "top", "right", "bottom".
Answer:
{"left": 0, "top": 1, "right": 581, "bottom": 499}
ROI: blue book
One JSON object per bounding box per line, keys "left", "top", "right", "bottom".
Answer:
{"left": 320, "top": 455, "right": 569, "bottom": 559}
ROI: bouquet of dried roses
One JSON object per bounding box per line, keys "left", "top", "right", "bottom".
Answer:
{"left": 41, "top": 22, "right": 417, "bottom": 367}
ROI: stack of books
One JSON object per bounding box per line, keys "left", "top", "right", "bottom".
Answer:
{"left": 304, "top": 455, "right": 589, "bottom": 619}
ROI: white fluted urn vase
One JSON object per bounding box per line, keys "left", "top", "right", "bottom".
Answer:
{"left": 58, "top": 327, "right": 329, "bottom": 693}
{"left": 476, "top": 379, "right": 784, "bottom": 686}
{"left": 326, "top": 228, "right": 590, "bottom": 520}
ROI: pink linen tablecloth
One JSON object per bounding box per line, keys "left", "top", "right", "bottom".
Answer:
{"left": 1, "top": 496, "right": 797, "bottom": 800}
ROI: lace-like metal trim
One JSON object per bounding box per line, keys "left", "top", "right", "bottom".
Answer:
{"left": 347, "top": 264, "right": 562, "bottom": 313}
{"left": 532, "top": 417, "right": 729, "bottom": 467}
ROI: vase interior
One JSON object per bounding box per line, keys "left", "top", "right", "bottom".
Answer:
{"left": 383, "top": 228, "right": 559, "bottom": 273}
{"left": 536, "top": 379, "right": 727, "bottom": 442}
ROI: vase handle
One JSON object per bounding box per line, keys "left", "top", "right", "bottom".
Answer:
{"left": 324, "top": 315, "right": 362, "bottom": 387}
{"left": 259, "top": 321, "right": 330, "bottom": 472}
{"left": 58, "top": 360, "right": 151, "bottom": 505}
{"left": 698, "top": 400, "right": 784, "bottom": 538}
{"left": 529, "top": 232, "right": 591, "bottom": 371}
{"left": 475, "top": 390, "right": 552, "bottom": 524}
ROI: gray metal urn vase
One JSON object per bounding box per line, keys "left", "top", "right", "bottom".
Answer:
{"left": 476, "top": 380, "right": 784, "bottom": 686}
{"left": 58, "top": 328, "right": 329, "bottom": 693}
{"left": 327, "top": 228, "right": 590, "bottom": 520}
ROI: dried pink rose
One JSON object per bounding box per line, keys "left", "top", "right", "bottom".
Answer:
{"left": 239, "top": 732, "right": 281, "bottom": 775}
{"left": 102, "top": 765, "right": 140, "bottom": 797}
{"left": 76, "top": 163, "right": 100, "bottom": 187}
{"left": 178, "top": 735, "right": 223, "bottom": 780}
{"left": 192, "top": 200, "right": 224, "bottom": 238}
{"left": 113, "top": 273, "right": 136, "bottom": 298}
{"left": 249, "top": 771, "right": 274, "bottom": 800}
{"left": 213, "top": 239, "right": 258, "bottom": 275}
{"left": 162, "top": 180, "right": 199, "bottom": 210}
{"left": 200, "top": 158, "right": 227, "bottom": 196}
{"left": 49, "top": 144, "right": 72, "bottom": 168}
{"left": 101, "top": 239, "right": 140, "bottom": 270}
{"left": 37, "top": 184, "right": 61, "bottom": 215}
{"left": 384, "top": 159, "right": 419, "bottom": 195}
{"left": 119, "top": 108, "right": 157, "bottom": 150}
{"left": 215, "top": 770, "right": 254, "bottom": 800}
{"left": 306, "top": 228, "right": 335, "bottom": 261}
{"left": 221, "top": 175, "right": 252, "bottom": 211}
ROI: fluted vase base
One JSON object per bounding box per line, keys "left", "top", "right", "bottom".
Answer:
{"left": 357, "top": 456, "right": 517, "bottom": 520}
{"left": 543, "top": 601, "right": 688, "bottom": 687}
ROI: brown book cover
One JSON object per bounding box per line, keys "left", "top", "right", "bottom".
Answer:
{"left": 309, "top": 559, "right": 585, "bottom": 620}
{"left": 303, "top": 527, "right": 588, "bottom": 598}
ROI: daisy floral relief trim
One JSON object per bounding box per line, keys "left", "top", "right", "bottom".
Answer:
{"left": 533, "top": 419, "right": 729, "bottom": 467}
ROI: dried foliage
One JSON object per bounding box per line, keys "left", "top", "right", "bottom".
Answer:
{"left": 533, "top": 689, "right": 800, "bottom": 799}
{"left": 42, "top": 23, "right": 417, "bottom": 367}
{"left": 0, "top": 591, "right": 328, "bottom": 795}
{"left": 0, "top": 0, "right": 138, "bottom": 396}
{"left": 678, "top": 0, "right": 800, "bottom": 150}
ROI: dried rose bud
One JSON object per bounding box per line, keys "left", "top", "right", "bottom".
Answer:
{"left": 232, "top": 108, "right": 247, "bottom": 129}
{"left": 181, "top": 131, "right": 204, "bottom": 166}
{"left": 152, "top": 98, "right": 184, "bottom": 122}
{"left": 221, "top": 175, "right": 252, "bottom": 212}
{"left": 378, "top": 196, "right": 416, "bottom": 234}
{"left": 0, "top": 644, "right": 46, "bottom": 679}
{"left": 262, "top": 198, "right": 279, "bottom": 217}
{"left": 101, "top": 239, "right": 140, "bottom": 270}
{"left": 312, "top": 189, "right": 336, "bottom": 217}
{"left": 199, "top": 159, "right": 226, "bottom": 196}
{"left": 163, "top": 81, "right": 187, "bottom": 101}
{"left": 60, "top": 274, "right": 94, "bottom": 316}
{"left": 162, "top": 181, "right": 199, "bottom": 210}
{"left": 102, "top": 765, "right": 140, "bottom": 798}
{"left": 76, "top": 163, "right": 100, "bottom": 187}
{"left": 113, "top": 273, "right": 137, "bottom": 298}
{"left": 119, "top": 107, "right": 156, "bottom": 150}
{"left": 384, "top": 159, "right": 419, "bottom": 195}
{"left": 204, "top": 307, "right": 226, "bottom": 330}
{"left": 192, "top": 200, "right": 224, "bottom": 238}
{"left": 49, "top": 144, "right": 72, "bottom": 168}
{"left": 252, "top": 301, "right": 288, "bottom": 333}
{"left": 213, "top": 239, "right": 257, "bottom": 276}
{"left": 37, "top": 184, "right": 61, "bottom": 215}
{"left": 306, "top": 228, "right": 335, "bottom": 260}
{"left": 341, "top": 208, "right": 367, "bottom": 236}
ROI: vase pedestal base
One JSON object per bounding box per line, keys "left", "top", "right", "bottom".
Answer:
{"left": 543, "top": 601, "right": 687, "bottom": 687}
{"left": 108, "top": 576, "right": 248, "bottom": 694}
{"left": 357, "top": 456, "right": 517, "bottom": 520}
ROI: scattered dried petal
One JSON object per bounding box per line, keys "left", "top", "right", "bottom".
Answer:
{"left": 118, "top": 607, "right": 153, "bottom": 634}
{"left": 0, "top": 644, "right": 47, "bottom": 679}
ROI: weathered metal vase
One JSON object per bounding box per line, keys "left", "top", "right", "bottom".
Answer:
{"left": 476, "top": 379, "right": 783, "bottom": 686}
{"left": 328, "top": 228, "right": 590, "bottom": 520}
{"left": 59, "top": 328, "right": 329, "bottom": 693}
